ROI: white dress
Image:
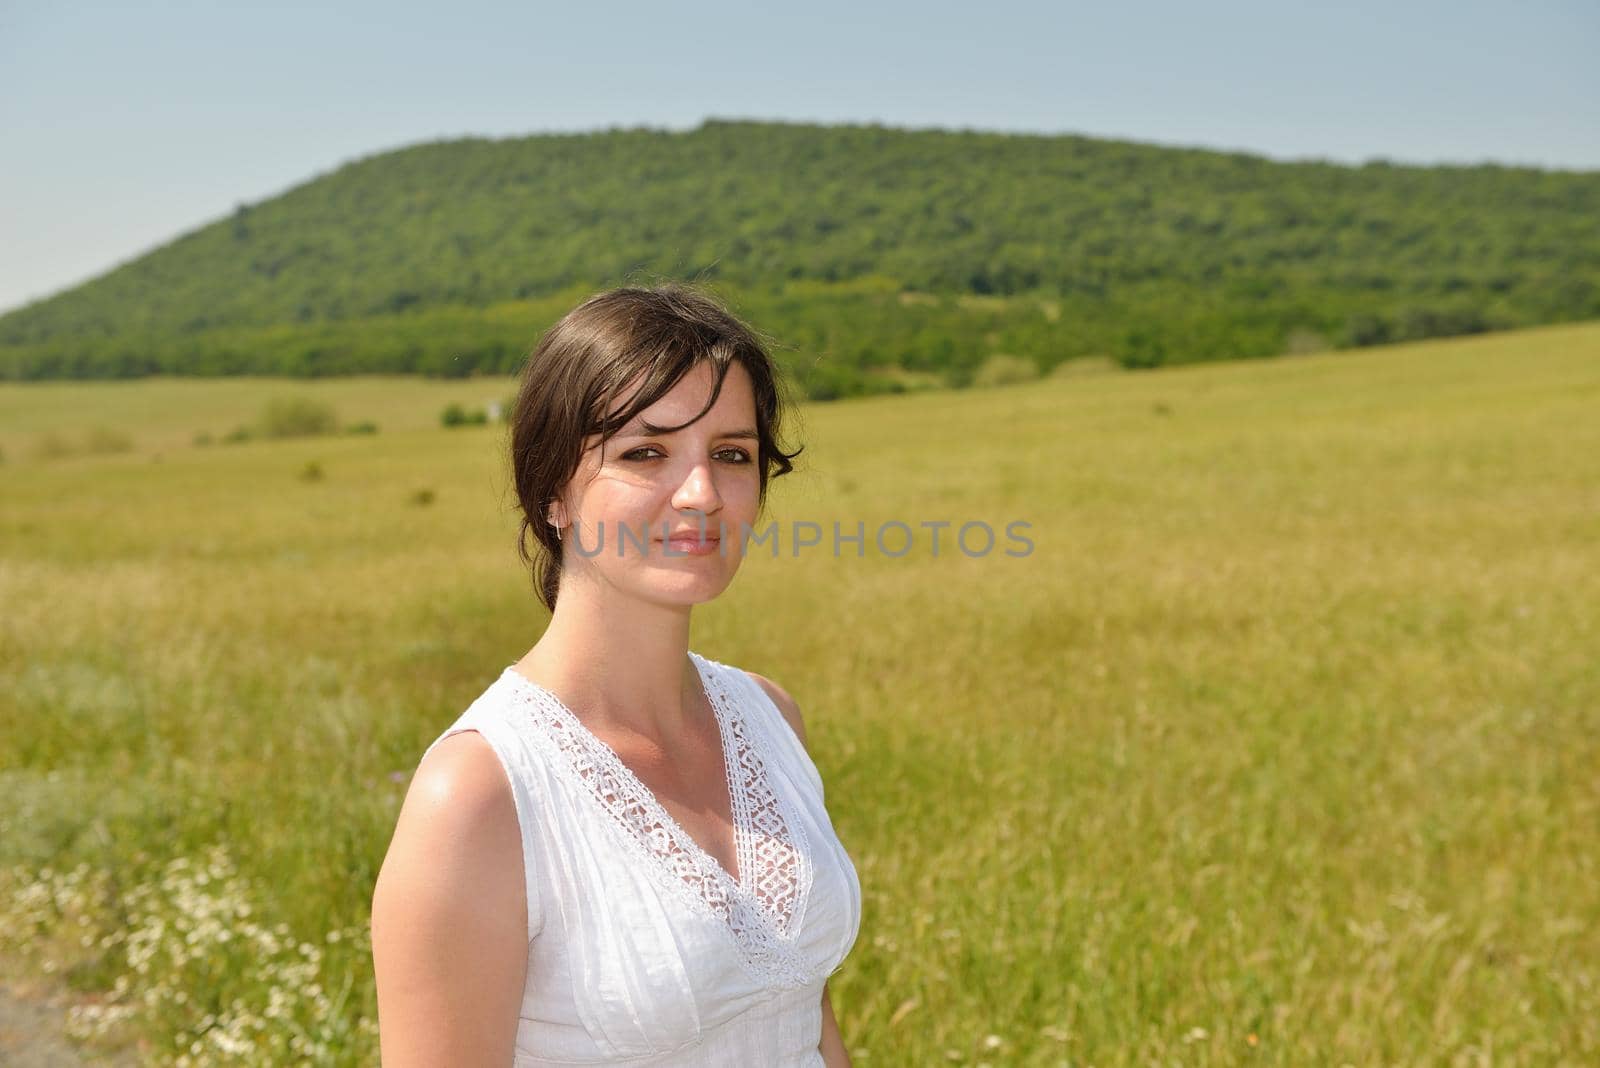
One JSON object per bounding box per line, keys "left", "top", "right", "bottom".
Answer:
{"left": 417, "top": 650, "right": 863, "bottom": 1066}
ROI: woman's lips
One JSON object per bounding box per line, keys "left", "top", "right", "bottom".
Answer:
{"left": 659, "top": 535, "right": 721, "bottom": 555}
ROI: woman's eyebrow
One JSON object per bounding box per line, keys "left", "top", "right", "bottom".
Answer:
{"left": 617, "top": 419, "right": 758, "bottom": 440}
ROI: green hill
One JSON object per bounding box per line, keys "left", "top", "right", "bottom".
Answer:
{"left": 4, "top": 119, "right": 1597, "bottom": 396}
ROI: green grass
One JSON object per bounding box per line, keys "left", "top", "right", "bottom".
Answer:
{"left": 2, "top": 322, "right": 1597, "bottom": 1065}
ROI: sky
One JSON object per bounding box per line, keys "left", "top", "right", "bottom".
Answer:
{"left": 2, "top": 0, "right": 1596, "bottom": 315}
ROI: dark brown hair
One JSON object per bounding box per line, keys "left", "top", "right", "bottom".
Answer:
{"left": 509, "top": 283, "right": 804, "bottom": 611}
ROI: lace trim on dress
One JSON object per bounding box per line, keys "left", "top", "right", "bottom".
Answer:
{"left": 705, "top": 655, "right": 813, "bottom": 941}
{"left": 498, "top": 654, "right": 815, "bottom": 989}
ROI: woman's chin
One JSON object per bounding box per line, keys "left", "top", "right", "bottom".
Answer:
{"left": 644, "top": 567, "right": 737, "bottom": 603}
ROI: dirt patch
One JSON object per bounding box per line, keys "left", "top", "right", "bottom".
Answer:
{"left": 0, "top": 965, "right": 138, "bottom": 1067}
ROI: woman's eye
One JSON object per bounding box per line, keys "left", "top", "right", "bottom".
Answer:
{"left": 621, "top": 447, "right": 751, "bottom": 464}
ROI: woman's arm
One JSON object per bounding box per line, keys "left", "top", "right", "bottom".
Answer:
{"left": 371, "top": 732, "right": 529, "bottom": 1066}
{"left": 820, "top": 981, "right": 852, "bottom": 1067}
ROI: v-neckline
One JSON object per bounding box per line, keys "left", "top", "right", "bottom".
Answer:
{"left": 501, "top": 651, "right": 747, "bottom": 891}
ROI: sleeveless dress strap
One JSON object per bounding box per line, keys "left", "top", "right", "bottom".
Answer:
{"left": 714, "top": 660, "right": 827, "bottom": 803}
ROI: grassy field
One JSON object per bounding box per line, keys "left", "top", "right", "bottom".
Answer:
{"left": 1, "top": 322, "right": 1597, "bottom": 1065}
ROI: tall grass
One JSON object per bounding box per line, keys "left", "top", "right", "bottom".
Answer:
{"left": 1, "top": 322, "right": 1597, "bottom": 1065}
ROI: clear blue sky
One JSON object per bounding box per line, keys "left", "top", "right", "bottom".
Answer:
{"left": 2, "top": 0, "right": 1595, "bottom": 315}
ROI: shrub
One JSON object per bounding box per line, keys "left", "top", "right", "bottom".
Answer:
{"left": 1396, "top": 304, "right": 1494, "bottom": 341}
{"left": 1283, "top": 328, "right": 1331, "bottom": 355}
{"left": 409, "top": 488, "right": 436, "bottom": 507}
{"left": 972, "top": 353, "right": 1040, "bottom": 388}
{"left": 32, "top": 432, "right": 75, "bottom": 460}
{"left": 440, "top": 403, "right": 488, "bottom": 428}
{"left": 221, "top": 426, "right": 254, "bottom": 445}
{"left": 1343, "top": 313, "right": 1392, "bottom": 348}
{"left": 298, "top": 460, "right": 324, "bottom": 482}
{"left": 344, "top": 421, "right": 379, "bottom": 435}
{"left": 193, "top": 431, "right": 214, "bottom": 447}
{"left": 259, "top": 396, "right": 338, "bottom": 439}
{"left": 84, "top": 427, "right": 134, "bottom": 454}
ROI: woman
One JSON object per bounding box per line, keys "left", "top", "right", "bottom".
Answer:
{"left": 371, "top": 284, "right": 862, "bottom": 1066}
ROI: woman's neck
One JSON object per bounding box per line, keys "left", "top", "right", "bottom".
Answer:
{"left": 514, "top": 584, "right": 705, "bottom": 740}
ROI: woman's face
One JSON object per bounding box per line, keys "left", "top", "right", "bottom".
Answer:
{"left": 552, "top": 359, "right": 763, "bottom": 606}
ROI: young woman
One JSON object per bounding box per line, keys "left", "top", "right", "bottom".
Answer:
{"left": 371, "top": 284, "right": 862, "bottom": 1066}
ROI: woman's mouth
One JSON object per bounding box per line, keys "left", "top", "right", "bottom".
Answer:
{"left": 658, "top": 533, "right": 721, "bottom": 555}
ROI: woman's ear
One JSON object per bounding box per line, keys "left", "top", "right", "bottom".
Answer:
{"left": 547, "top": 502, "right": 567, "bottom": 530}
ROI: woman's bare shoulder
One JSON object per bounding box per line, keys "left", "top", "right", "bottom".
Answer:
{"left": 380, "top": 731, "right": 524, "bottom": 891}
{"left": 744, "top": 670, "right": 808, "bottom": 750}
{"left": 406, "top": 731, "right": 518, "bottom": 823}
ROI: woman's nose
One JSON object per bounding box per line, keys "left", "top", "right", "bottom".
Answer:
{"left": 671, "top": 459, "right": 723, "bottom": 513}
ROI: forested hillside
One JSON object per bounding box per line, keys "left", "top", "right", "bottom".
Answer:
{"left": 3, "top": 119, "right": 1596, "bottom": 396}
